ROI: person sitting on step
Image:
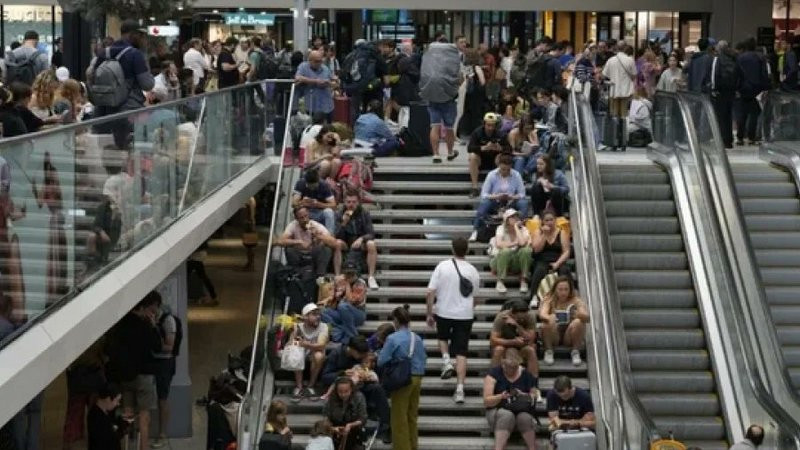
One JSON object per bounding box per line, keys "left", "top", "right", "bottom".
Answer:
{"left": 530, "top": 209, "right": 571, "bottom": 296}
{"left": 292, "top": 169, "right": 337, "bottom": 233}
{"left": 468, "top": 112, "right": 512, "bottom": 198}
{"left": 483, "top": 347, "right": 540, "bottom": 450}
{"left": 323, "top": 377, "right": 368, "bottom": 450}
{"left": 320, "top": 267, "right": 367, "bottom": 345}
{"left": 334, "top": 191, "right": 379, "bottom": 288}
{"left": 490, "top": 299, "right": 539, "bottom": 378}
{"left": 529, "top": 154, "right": 569, "bottom": 218}
{"left": 306, "top": 125, "right": 342, "bottom": 179}
{"left": 538, "top": 276, "right": 588, "bottom": 366}
{"left": 489, "top": 209, "right": 533, "bottom": 294}
{"left": 275, "top": 206, "right": 343, "bottom": 278}
{"left": 546, "top": 375, "right": 595, "bottom": 432}
{"left": 288, "top": 303, "right": 329, "bottom": 402}
{"left": 469, "top": 153, "right": 528, "bottom": 242}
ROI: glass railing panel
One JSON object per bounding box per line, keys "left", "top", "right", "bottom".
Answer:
{"left": 0, "top": 81, "right": 292, "bottom": 350}
{"left": 762, "top": 90, "right": 800, "bottom": 143}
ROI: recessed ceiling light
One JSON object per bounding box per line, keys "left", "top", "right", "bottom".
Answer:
{"left": 213, "top": 9, "right": 219, "bottom": 13}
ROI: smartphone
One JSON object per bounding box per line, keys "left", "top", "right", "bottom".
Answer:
{"left": 556, "top": 310, "right": 569, "bottom": 324}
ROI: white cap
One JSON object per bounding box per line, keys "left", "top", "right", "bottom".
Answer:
{"left": 503, "top": 209, "right": 519, "bottom": 221}
{"left": 55, "top": 66, "right": 70, "bottom": 82}
{"left": 302, "top": 303, "right": 320, "bottom": 316}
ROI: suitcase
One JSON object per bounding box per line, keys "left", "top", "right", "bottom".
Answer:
{"left": 599, "top": 112, "right": 627, "bottom": 151}
{"left": 333, "top": 96, "right": 352, "bottom": 126}
{"left": 401, "top": 101, "right": 433, "bottom": 156}
{"left": 552, "top": 429, "right": 597, "bottom": 449}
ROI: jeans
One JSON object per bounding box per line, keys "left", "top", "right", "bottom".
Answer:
{"left": 513, "top": 155, "right": 537, "bottom": 179}
{"left": 322, "top": 302, "right": 366, "bottom": 344}
{"left": 309, "top": 208, "right": 335, "bottom": 233}
{"left": 473, "top": 198, "right": 530, "bottom": 230}
{"left": 390, "top": 375, "right": 422, "bottom": 450}
{"left": 285, "top": 245, "right": 332, "bottom": 277}
{"left": 187, "top": 259, "right": 217, "bottom": 299}
{"left": 736, "top": 96, "right": 761, "bottom": 142}
{"left": 490, "top": 247, "right": 533, "bottom": 279}
{"left": 12, "top": 393, "right": 42, "bottom": 450}
{"left": 711, "top": 92, "right": 735, "bottom": 148}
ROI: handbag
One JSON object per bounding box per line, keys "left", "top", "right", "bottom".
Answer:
{"left": 451, "top": 259, "right": 474, "bottom": 297}
{"left": 502, "top": 392, "right": 535, "bottom": 415}
{"left": 537, "top": 271, "right": 559, "bottom": 301}
{"left": 280, "top": 334, "right": 306, "bottom": 371}
{"left": 380, "top": 332, "right": 416, "bottom": 393}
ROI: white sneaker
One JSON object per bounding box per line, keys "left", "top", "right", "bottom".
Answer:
{"left": 496, "top": 280, "right": 507, "bottom": 293}
{"left": 468, "top": 230, "right": 478, "bottom": 242}
{"left": 543, "top": 349, "right": 555, "bottom": 366}
{"left": 571, "top": 349, "right": 583, "bottom": 366}
{"left": 453, "top": 389, "right": 465, "bottom": 404}
{"left": 441, "top": 362, "right": 456, "bottom": 380}
{"left": 368, "top": 276, "right": 379, "bottom": 290}
{"left": 520, "top": 280, "right": 529, "bottom": 293}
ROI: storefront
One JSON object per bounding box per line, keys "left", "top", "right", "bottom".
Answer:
{"left": 773, "top": 0, "right": 800, "bottom": 40}
{"left": 1, "top": 5, "right": 63, "bottom": 56}
{"left": 191, "top": 9, "right": 292, "bottom": 47}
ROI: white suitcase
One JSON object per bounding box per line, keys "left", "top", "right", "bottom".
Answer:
{"left": 552, "top": 429, "right": 597, "bottom": 449}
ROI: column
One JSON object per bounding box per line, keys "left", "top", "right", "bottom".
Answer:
{"left": 153, "top": 262, "right": 192, "bottom": 437}
{"left": 293, "top": 0, "right": 309, "bottom": 54}
{"left": 710, "top": 0, "right": 771, "bottom": 44}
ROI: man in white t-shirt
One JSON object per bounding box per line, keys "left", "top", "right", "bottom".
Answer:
{"left": 275, "top": 206, "right": 343, "bottom": 277}
{"left": 289, "top": 303, "right": 329, "bottom": 401}
{"left": 426, "top": 237, "right": 481, "bottom": 404}
{"left": 601, "top": 43, "right": 637, "bottom": 120}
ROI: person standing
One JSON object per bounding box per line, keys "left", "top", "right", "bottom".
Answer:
{"left": 87, "top": 384, "right": 125, "bottom": 450}
{"left": 183, "top": 38, "right": 211, "bottom": 94}
{"left": 736, "top": 38, "right": 770, "bottom": 145}
{"left": 419, "top": 34, "right": 461, "bottom": 163}
{"left": 709, "top": 40, "right": 740, "bottom": 148}
{"left": 217, "top": 37, "right": 240, "bottom": 90}
{"left": 602, "top": 43, "right": 637, "bottom": 151}
{"left": 295, "top": 50, "right": 336, "bottom": 123}
{"left": 730, "top": 425, "right": 765, "bottom": 449}
{"left": 7, "top": 30, "right": 50, "bottom": 84}
{"left": 377, "top": 306, "right": 427, "bottom": 450}
{"left": 426, "top": 237, "right": 480, "bottom": 404}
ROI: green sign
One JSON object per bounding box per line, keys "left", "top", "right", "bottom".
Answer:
{"left": 223, "top": 12, "right": 275, "bottom": 26}
{"left": 371, "top": 10, "right": 398, "bottom": 24}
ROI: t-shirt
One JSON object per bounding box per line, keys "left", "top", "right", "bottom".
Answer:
{"left": 305, "top": 435, "right": 334, "bottom": 450}
{"left": 154, "top": 311, "right": 176, "bottom": 360}
{"left": 488, "top": 366, "right": 538, "bottom": 395}
{"left": 283, "top": 219, "right": 330, "bottom": 245}
{"left": 217, "top": 50, "right": 239, "bottom": 88}
{"left": 293, "top": 179, "right": 334, "bottom": 202}
{"left": 546, "top": 387, "right": 594, "bottom": 420}
{"left": 296, "top": 321, "right": 329, "bottom": 345}
{"left": 427, "top": 258, "right": 480, "bottom": 320}
{"left": 492, "top": 310, "right": 537, "bottom": 335}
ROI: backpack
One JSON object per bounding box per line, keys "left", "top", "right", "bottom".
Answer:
{"left": 250, "top": 49, "right": 278, "bottom": 80}
{"left": 711, "top": 52, "right": 738, "bottom": 93}
{"left": 6, "top": 49, "right": 43, "bottom": 85}
{"left": 341, "top": 46, "right": 377, "bottom": 95}
{"left": 526, "top": 54, "right": 555, "bottom": 91}
{"left": 159, "top": 312, "right": 183, "bottom": 357}
{"left": 87, "top": 46, "right": 133, "bottom": 107}
{"left": 510, "top": 53, "right": 529, "bottom": 90}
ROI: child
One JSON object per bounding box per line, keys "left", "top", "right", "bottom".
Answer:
{"left": 305, "top": 419, "right": 335, "bottom": 450}
{"left": 367, "top": 322, "right": 395, "bottom": 353}
{"left": 320, "top": 354, "right": 378, "bottom": 401}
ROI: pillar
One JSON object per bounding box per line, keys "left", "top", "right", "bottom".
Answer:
{"left": 293, "top": 0, "right": 309, "bottom": 53}
{"left": 153, "top": 262, "right": 192, "bottom": 438}
{"left": 62, "top": 11, "right": 103, "bottom": 81}
{"left": 709, "top": 0, "right": 771, "bottom": 44}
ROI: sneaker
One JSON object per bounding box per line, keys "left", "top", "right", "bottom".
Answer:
{"left": 305, "top": 387, "right": 319, "bottom": 401}
{"left": 433, "top": 156, "right": 443, "bottom": 163}
{"left": 441, "top": 362, "right": 456, "bottom": 380}
{"left": 447, "top": 150, "right": 459, "bottom": 161}
{"left": 468, "top": 230, "right": 478, "bottom": 242}
{"left": 496, "top": 280, "right": 507, "bottom": 293}
{"left": 543, "top": 349, "right": 555, "bottom": 366}
{"left": 291, "top": 387, "right": 303, "bottom": 402}
{"left": 453, "top": 389, "right": 466, "bottom": 404}
{"left": 378, "top": 425, "right": 392, "bottom": 444}
{"left": 520, "top": 280, "right": 529, "bottom": 293}
{"left": 368, "top": 276, "right": 379, "bottom": 290}
{"left": 151, "top": 438, "right": 166, "bottom": 449}
{"left": 571, "top": 349, "right": 583, "bottom": 366}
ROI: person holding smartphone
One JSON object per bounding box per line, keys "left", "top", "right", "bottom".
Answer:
{"left": 538, "top": 276, "right": 589, "bottom": 367}
{"left": 483, "top": 348, "right": 539, "bottom": 450}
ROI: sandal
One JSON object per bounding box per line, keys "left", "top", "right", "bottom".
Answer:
{"left": 447, "top": 150, "right": 459, "bottom": 161}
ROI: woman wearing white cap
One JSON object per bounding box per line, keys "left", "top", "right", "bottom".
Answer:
{"left": 489, "top": 209, "right": 532, "bottom": 294}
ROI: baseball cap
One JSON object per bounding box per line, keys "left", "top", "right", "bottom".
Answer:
{"left": 502, "top": 209, "right": 519, "bottom": 221}
{"left": 483, "top": 112, "right": 500, "bottom": 123}
{"left": 302, "top": 303, "right": 320, "bottom": 316}
{"left": 120, "top": 19, "right": 147, "bottom": 35}
{"left": 55, "top": 66, "right": 70, "bottom": 82}
{"left": 504, "top": 299, "right": 529, "bottom": 313}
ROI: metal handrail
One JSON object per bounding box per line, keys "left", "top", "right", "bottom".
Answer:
{"left": 659, "top": 90, "right": 800, "bottom": 447}
{"left": 569, "top": 89, "right": 658, "bottom": 449}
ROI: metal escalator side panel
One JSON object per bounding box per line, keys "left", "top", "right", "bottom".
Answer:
{"left": 569, "top": 90, "right": 655, "bottom": 450}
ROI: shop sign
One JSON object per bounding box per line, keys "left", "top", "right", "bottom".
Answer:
{"left": 223, "top": 13, "right": 275, "bottom": 26}
{"left": 148, "top": 25, "right": 180, "bottom": 37}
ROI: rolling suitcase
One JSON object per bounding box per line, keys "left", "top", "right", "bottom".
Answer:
{"left": 552, "top": 429, "right": 597, "bottom": 449}
{"left": 601, "top": 112, "right": 627, "bottom": 151}
{"left": 333, "top": 95, "right": 352, "bottom": 126}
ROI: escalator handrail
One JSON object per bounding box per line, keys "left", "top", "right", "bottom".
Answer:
{"left": 569, "top": 90, "right": 658, "bottom": 449}
{"left": 667, "top": 90, "right": 800, "bottom": 447}
{"left": 237, "top": 84, "right": 299, "bottom": 450}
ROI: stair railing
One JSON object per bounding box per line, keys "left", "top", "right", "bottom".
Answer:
{"left": 569, "top": 89, "right": 657, "bottom": 450}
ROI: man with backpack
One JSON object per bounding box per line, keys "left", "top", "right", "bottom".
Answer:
{"left": 736, "top": 38, "right": 771, "bottom": 145}
{"left": 420, "top": 34, "right": 462, "bottom": 163}
{"left": 88, "top": 19, "right": 155, "bottom": 150}
{"left": 707, "top": 40, "right": 740, "bottom": 148}
{"left": 6, "top": 30, "right": 49, "bottom": 85}
{"left": 341, "top": 39, "right": 385, "bottom": 124}
{"left": 152, "top": 299, "right": 182, "bottom": 448}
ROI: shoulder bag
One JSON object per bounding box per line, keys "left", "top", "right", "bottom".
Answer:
{"left": 452, "top": 258, "right": 474, "bottom": 297}
{"left": 380, "top": 332, "right": 415, "bottom": 393}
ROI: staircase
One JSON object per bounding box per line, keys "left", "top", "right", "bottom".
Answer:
{"left": 600, "top": 163, "right": 728, "bottom": 450}
{"left": 731, "top": 162, "right": 800, "bottom": 393}
{"left": 274, "top": 156, "right": 589, "bottom": 449}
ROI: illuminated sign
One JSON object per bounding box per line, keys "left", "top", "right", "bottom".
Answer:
{"left": 148, "top": 25, "right": 180, "bottom": 37}
{"left": 223, "top": 12, "right": 275, "bottom": 26}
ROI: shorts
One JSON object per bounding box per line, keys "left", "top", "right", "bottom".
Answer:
{"left": 428, "top": 101, "right": 457, "bottom": 129}
{"left": 121, "top": 375, "right": 157, "bottom": 412}
{"left": 154, "top": 358, "right": 176, "bottom": 400}
{"left": 435, "top": 316, "right": 474, "bottom": 356}
{"left": 468, "top": 149, "right": 499, "bottom": 171}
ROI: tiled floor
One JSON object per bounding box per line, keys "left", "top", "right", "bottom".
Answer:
{"left": 38, "top": 232, "right": 266, "bottom": 450}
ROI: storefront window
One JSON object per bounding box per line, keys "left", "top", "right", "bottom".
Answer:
{"left": 3, "top": 5, "right": 62, "bottom": 56}
{"left": 624, "top": 12, "right": 637, "bottom": 46}
{"left": 648, "top": 11, "right": 674, "bottom": 53}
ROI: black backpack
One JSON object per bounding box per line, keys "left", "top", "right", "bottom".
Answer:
{"left": 6, "top": 49, "right": 43, "bottom": 85}
{"left": 712, "top": 52, "right": 739, "bottom": 93}
{"left": 250, "top": 49, "right": 278, "bottom": 80}
{"left": 341, "top": 46, "right": 377, "bottom": 95}
{"left": 526, "top": 54, "right": 555, "bottom": 91}
{"left": 159, "top": 312, "right": 183, "bottom": 357}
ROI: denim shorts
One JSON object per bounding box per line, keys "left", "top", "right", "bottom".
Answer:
{"left": 428, "top": 101, "right": 457, "bottom": 129}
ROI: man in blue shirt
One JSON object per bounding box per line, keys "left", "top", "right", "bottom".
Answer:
{"left": 469, "top": 153, "right": 528, "bottom": 242}
{"left": 546, "top": 375, "right": 596, "bottom": 431}
{"left": 291, "top": 169, "right": 337, "bottom": 233}
{"left": 295, "top": 50, "right": 335, "bottom": 123}
{"left": 354, "top": 100, "right": 393, "bottom": 143}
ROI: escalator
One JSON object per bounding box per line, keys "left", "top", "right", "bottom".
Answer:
{"left": 731, "top": 162, "right": 800, "bottom": 394}
{"left": 600, "top": 163, "right": 727, "bottom": 449}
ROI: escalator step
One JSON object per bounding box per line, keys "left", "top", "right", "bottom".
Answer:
{"left": 615, "top": 271, "right": 693, "bottom": 289}
{"left": 750, "top": 231, "right": 800, "bottom": 249}
{"left": 602, "top": 184, "right": 672, "bottom": 200}
{"left": 605, "top": 200, "right": 676, "bottom": 217}
{"left": 777, "top": 326, "right": 800, "bottom": 345}
{"left": 770, "top": 305, "right": 800, "bottom": 325}
{"left": 626, "top": 329, "right": 706, "bottom": 349}
{"left": 730, "top": 169, "right": 791, "bottom": 182}
{"left": 629, "top": 350, "right": 710, "bottom": 371}
{"left": 734, "top": 182, "right": 797, "bottom": 198}
{"left": 740, "top": 198, "right": 800, "bottom": 215}
{"left": 633, "top": 371, "right": 715, "bottom": 393}
{"left": 599, "top": 171, "right": 669, "bottom": 185}
{"left": 760, "top": 268, "right": 800, "bottom": 286}
{"left": 746, "top": 214, "right": 800, "bottom": 231}
{"left": 766, "top": 286, "right": 800, "bottom": 305}
{"left": 623, "top": 309, "right": 700, "bottom": 329}
{"left": 652, "top": 417, "right": 727, "bottom": 441}
{"left": 639, "top": 393, "right": 720, "bottom": 416}
{"left": 613, "top": 252, "right": 687, "bottom": 270}
{"left": 619, "top": 289, "right": 696, "bottom": 308}
{"left": 610, "top": 234, "right": 684, "bottom": 252}
{"left": 607, "top": 217, "right": 680, "bottom": 234}
{"left": 755, "top": 249, "right": 800, "bottom": 267}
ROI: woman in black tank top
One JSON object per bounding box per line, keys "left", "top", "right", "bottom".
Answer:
{"left": 530, "top": 210, "right": 572, "bottom": 296}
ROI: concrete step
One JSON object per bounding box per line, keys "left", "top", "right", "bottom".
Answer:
{"left": 377, "top": 254, "right": 489, "bottom": 266}
{"left": 289, "top": 434, "right": 548, "bottom": 450}
{"left": 373, "top": 223, "right": 473, "bottom": 235}
{"left": 372, "top": 181, "right": 474, "bottom": 192}
{"left": 375, "top": 239, "right": 488, "bottom": 253}
{"left": 274, "top": 376, "right": 589, "bottom": 393}
{"left": 365, "top": 286, "right": 525, "bottom": 301}
{"left": 371, "top": 209, "right": 476, "bottom": 220}
{"left": 373, "top": 194, "right": 478, "bottom": 206}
